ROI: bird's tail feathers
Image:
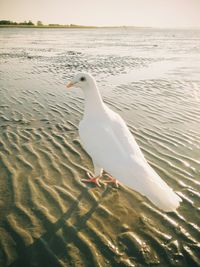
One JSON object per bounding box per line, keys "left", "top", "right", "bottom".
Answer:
{"left": 124, "top": 172, "right": 181, "bottom": 212}
{"left": 143, "top": 180, "right": 182, "bottom": 212}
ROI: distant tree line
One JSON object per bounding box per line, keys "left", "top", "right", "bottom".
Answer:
{"left": 0, "top": 20, "right": 45, "bottom": 26}
{"left": 0, "top": 20, "right": 97, "bottom": 28}
{"left": 0, "top": 20, "right": 35, "bottom": 25}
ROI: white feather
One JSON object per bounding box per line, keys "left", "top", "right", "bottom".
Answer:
{"left": 73, "top": 73, "right": 181, "bottom": 212}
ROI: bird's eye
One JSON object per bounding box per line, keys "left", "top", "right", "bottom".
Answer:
{"left": 80, "top": 77, "right": 86, "bottom": 82}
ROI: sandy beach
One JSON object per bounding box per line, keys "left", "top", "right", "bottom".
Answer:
{"left": 0, "top": 28, "right": 200, "bottom": 267}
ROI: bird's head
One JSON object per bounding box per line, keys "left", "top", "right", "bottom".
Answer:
{"left": 66, "top": 72, "right": 96, "bottom": 90}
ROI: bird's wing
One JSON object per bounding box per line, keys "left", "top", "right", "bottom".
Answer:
{"left": 79, "top": 109, "right": 145, "bottom": 167}
{"left": 79, "top": 113, "right": 140, "bottom": 173}
{"left": 104, "top": 110, "right": 146, "bottom": 160}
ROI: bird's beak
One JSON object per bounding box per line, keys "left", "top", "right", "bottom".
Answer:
{"left": 66, "top": 81, "right": 74, "bottom": 89}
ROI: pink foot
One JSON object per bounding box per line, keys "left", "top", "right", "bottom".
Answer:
{"left": 81, "top": 172, "right": 101, "bottom": 187}
{"left": 104, "top": 175, "right": 120, "bottom": 188}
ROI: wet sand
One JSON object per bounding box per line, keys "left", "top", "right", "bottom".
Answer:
{"left": 0, "top": 28, "right": 200, "bottom": 267}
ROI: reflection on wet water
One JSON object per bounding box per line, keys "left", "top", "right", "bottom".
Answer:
{"left": 0, "top": 28, "right": 200, "bottom": 267}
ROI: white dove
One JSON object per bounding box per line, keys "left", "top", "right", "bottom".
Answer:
{"left": 66, "top": 73, "right": 181, "bottom": 212}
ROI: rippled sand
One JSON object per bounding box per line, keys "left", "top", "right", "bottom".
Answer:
{"left": 0, "top": 28, "right": 200, "bottom": 267}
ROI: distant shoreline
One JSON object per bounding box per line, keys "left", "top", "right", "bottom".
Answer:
{"left": 0, "top": 25, "right": 151, "bottom": 29}
{"left": 0, "top": 25, "right": 198, "bottom": 30}
{"left": 0, "top": 25, "right": 96, "bottom": 29}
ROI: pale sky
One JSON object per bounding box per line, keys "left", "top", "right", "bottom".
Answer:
{"left": 0, "top": 0, "right": 200, "bottom": 28}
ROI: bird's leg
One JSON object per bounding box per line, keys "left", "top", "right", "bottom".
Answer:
{"left": 81, "top": 162, "right": 103, "bottom": 187}
{"left": 81, "top": 172, "right": 101, "bottom": 187}
{"left": 104, "top": 174, "right": 120, "bottom": 188}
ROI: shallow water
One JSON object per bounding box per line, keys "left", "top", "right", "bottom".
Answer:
{"left": 0, "top": 28, "right": 200, "bottom": 267}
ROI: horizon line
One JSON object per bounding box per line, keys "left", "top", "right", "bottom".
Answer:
{"left": 0, "top": 19, "right": 200, "bottom": 29}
